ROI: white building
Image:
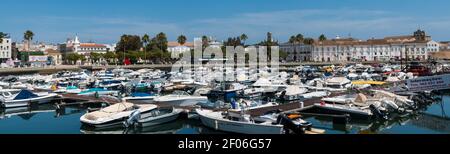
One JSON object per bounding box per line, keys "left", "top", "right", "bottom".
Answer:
{"left": 282, "top": 30, "right": 440, "bottom": 62}
{"left": 63, "top": 36, "right": 108, "bottom": 55}
{"left": 167, "top": 42, "right": 194, "bottom": 55}
{"left": 0, "top": 37, "right": 12, "bottom": 61}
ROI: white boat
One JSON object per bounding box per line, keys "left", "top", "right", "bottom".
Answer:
{"left": 153, "top": 91, "right": 208, "bottom": 107}
{"left": 136, "top": 107, "right": 184, "bottom": 127}
{"left": 0, "top": 89, "right": 59, "bottom": 108}
{"left": 276, "top": 86, "right": 308, "bottom": 101}
{"left": 195, "top": 108, "right": 285, "bottom": 134}
{"left": 313, "top": 103, "right": 374, "bottom": 118}
{"left": 80, "top": 102, "right": 155, "bottom": 128}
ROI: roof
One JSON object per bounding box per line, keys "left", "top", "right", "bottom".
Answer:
{"left": 430, "top": 51, "right": 450, "bottom": 59}
{"left": 79, "top": 43, "right": 106, "bottom": 48}
{"left": 45, "top": 49, "right": 61, "bottom": 54}
{"left": 167, "top": 42, "right": 194, "bottom": 47}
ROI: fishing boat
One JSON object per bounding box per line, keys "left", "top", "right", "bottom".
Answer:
{"left": 153, "top": 91, "right": 208, "bottom": 106}
{"left": 80, "top": 102, "right": 155, "bottom": 128}
{"left": 195, "top": 108, "right": 285, "bottom": 134}
{"left": 0, "top": 89, "right": 59, "bottom": 108}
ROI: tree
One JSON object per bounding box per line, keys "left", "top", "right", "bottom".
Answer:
{"left": 142, "top": 34, "right": 150, "bottom": 64}
{"left": 155, "top": 32, "right": 168, "bottom": 52}
{"left": 303, "top": 38, "right": 315, "bottom": 45}
{"left": 90, "top": 52, "right": 102, "bottom": 63}
{"left": 65, "top": 53, "right": 80, "bottom": 65}
{"left": 240, "top": 34, "right": 248, "bottom": 45}
{"left": 177, "top": 35, "right": 187, "bottom": 45}
{"left": 288, "top": 36, "right": 296, "bottom": 43}
{"left": 104, "top": 51, "right": 117, "bottom": 64}
{"left": 319, "top": 34, "right": 327, "bottom": 42}
{"left": 115, "top": 34, "right": 142, "bottom": 52}
{"left": 295, "top": 34, "right": 304, "bottom": 43}
{"left": 24, "top": 30, "right": 34, "bottom": 50}
{"left": 0, "top": 32, "right": 7, "bottom": 43}
{"left": 201, "top": 35, "right": 209, "bottom": 49}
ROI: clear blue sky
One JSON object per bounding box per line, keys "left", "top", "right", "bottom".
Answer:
{"left": 1, "top": 0, "right": 450, "bottom": 44}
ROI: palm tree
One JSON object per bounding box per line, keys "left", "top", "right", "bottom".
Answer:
{"left": 303, "top": 38, "right": 315, "bottom": 45}
{"left": 24, "top": 30, "right": 34, "bottom": 51}
{"left": 288, "top": 35, "right": 296, "bottom": 43}
{"left": 318, "top": 34, "right": 327, "bottom": 42}
{"left": 240, "top": 34, "right": 248, "bottom": 45}
{"left": 0, "top": 32, "right": 6, "bottom": 43}
{"left": 142, "top": 34, "right": 150, "bottom": 64}
{"left": 295, "top": 34, "right": 304, "bottom": 44}
{"left": 177, "top": 35, "right": 187, "bottom": 45}
{"left": 318, "top": 34, "right": 327, "bottom": 62}
{"left": 201, "top": 35, "right": 209, "bottom": 49}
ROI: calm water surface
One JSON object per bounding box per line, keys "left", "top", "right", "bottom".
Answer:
{"left": 1, "top": 95, "right": 449, "bottom": 134}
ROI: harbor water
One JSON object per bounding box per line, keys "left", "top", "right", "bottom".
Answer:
{"left": 1, "top": 95, "right": 449, "bottom": 134}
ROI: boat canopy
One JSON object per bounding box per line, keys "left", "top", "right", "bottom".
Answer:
{"left": 13, "top": 90, "right": 39, "bottom": 100}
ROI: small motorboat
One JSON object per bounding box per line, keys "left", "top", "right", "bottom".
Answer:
{"left": 135, "top": 107, "right": 184, "bottom": 127}
{"left": 153, "top": 91, "right": 208, "bottom": 107}
{"left": 0, "top": 89, "right": 59, "bottom": 108}
{"left": 122, "top": 92, "right": 158, "bottom": 102}
{"left": 80, "top": 102, "right": 155, "bottom": 128}
{"left": 195, "top": 108, "right": 285, "bottom": 134}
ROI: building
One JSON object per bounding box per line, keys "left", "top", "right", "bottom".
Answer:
{"left": 62, "top": 36, "right": 108, "bottom": 55}
{"left": 46, "top": 49, "right": 62, "bottom": 65}
{"left": 281, "top": 30, "right": 440, "bottom": 62}
{"left": 0, "top": 36, "right": 12, "bottom": 62}
{"left": 440, "top": 41, "right": 450, "bottom": 50}
{"left": 167, "top": 42, "right": 194, "bottom": 55}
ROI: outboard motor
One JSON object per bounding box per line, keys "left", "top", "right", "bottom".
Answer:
{"left": 369, "top": 104, "right": 388, "bottom": 120}
{"left": 276, "top": 114, "right": 312, "bottom": 134}
{"left": 124, "top": 110, "right": 141, "bottom": 128}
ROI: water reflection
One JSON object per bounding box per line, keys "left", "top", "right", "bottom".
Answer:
{"left": 0, "top": 95, "right": 449, "bottom": 134}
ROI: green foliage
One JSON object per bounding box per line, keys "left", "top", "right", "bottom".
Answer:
{"left": 319, "top": 34, "right": 327, "bottom": 42}
{"left": 0, "top": 32, "right": 7, "bottom": 43}
{"left": 65, "top": 53, "right": 82, "bottom": 64}
{"left": 115, "top": 34, "right": 142, "bottom": 52}
{"left": 177, "top": 35, "right": 187, "bottom": 45}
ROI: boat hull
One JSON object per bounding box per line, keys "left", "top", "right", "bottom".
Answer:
{"left": 1, "top": 94, "right": 58, "bottom": 108}
{"left": 196, "top": 109, "right": 284, "bottom": 134}
{"left": 138, "top": 109, "right": 182, "bottom": 127}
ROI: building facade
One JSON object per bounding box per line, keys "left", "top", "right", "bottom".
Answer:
{"left": 282, "top": 30, "right": 440, "bottom": 62}
{"left": 167, "top": 42, "right": 194, "bottom": 55}
{"left": 0, "top": 37, "right": 12, "bottom": 62}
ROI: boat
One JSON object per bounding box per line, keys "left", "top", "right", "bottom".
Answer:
{"left": 312, "top": 102, "right": 374, "bottom": 119}
{"left": 135, "top": 107, "right": 184, "bottom": 127}
{"left": 78, "top": 88, "right": 119, "bottom": 97}
{"left": 195, "top": 108, "right": 285, "bottom": 134}
{"left": 122, "top": 92, "right": 158, "bottom": 102}
{"left": 276, "top": 86, "right": 308, "bottom": 101}
{"left": 80, "top": 102, "right": 155, "bottom": 128}
{"left": 0, "top": 89, "right": 59, "bottom": 108}
{"left": 153, "top": 91, "right": 208, "bottom": 107}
